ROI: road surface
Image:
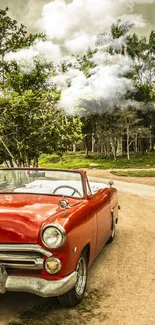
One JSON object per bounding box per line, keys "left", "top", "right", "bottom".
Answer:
{"left": 0, "top": 177, "right": 155, "bottom": 325}
{"left": 89, "top": 176, "right": 155, "bottom": 198}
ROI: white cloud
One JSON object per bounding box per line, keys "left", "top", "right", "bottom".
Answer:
{"left": 57, "top": 53, "right": 134, "bottom": 115}
{"left": 36, "top": 0, "right": 146, "bottom": 57}
{"left": 5, "top": 40, "right": 62, "bottom": 66}
{"left": 5, "top": 0, "right": 148, "bottom": 64}
{"left": 119, "top": 0, "right": 155, "bottom": 7}
{"left": 35, "top": 40, "right": 62, "bottom": 62}
{"left": 119, "top": 14, "right": 147, "bottom": 28}
{"left": 64, "top": 35, "right": 96, "bottom": 56}
{"left": 5, "top": 0, "right": 146, "bottom": 115}
{"left": 38, "top": 0, "right": 118, "bottom": 41}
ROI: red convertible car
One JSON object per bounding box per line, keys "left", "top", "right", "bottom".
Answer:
{"left": 0, "top": 168, "right": 118, "bottom": 307}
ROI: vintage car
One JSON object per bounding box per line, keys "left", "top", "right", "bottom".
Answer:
{"left": 0, "top": 168, "right": 118, "bottom": 307}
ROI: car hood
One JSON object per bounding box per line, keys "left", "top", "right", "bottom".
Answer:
{"left": 0, "top": 193, "right": 81, "bottom": 244}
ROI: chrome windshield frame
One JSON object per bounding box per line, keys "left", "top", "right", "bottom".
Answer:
{"left": 0, "top": 168, "right": 86, "bottom": 198}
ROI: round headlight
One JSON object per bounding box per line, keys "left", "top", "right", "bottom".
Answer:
{"left": 41, "top": 225, "right": 66, "bottom": 249}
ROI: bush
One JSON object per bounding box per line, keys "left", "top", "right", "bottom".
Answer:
{"left": 39, "top": 153, "right": 61, "bottom": 164}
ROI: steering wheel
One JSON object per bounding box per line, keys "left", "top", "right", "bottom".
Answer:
{"left": 53, "top": 185, "right": 82, "bottom": 197}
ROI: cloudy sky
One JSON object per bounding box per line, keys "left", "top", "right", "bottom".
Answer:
{"left": 1, "top": 0, "right": 155, "bottom": 114}
{"left": 0, "top": 0, "right": 155, "bottom": 36}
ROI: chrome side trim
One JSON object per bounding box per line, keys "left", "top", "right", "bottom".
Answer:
{"left": 0, "top": 244, "right": 52, "bottom": 258}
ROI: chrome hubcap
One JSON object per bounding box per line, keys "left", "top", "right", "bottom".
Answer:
{"left": 75, "top": 257, "right": 87, "bottom": 296}
{"left": 111, "top": 221, "right": 115, "bottom": 238}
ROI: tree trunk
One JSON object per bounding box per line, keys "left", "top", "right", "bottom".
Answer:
{"left": 2, "top": 54, "right": 5, "bottom": 84}
{"left": 105, "top": 140, "right": 111, "bottom": 158}
{"left": 73, "top": 144, "right": 76, "bottom": 152}
{"left": 138, "top": 138, "right": 142, "bottom": 154}
{"left": 100, "top": 144, "right": 104, "bottom": 154}
{"left": 4, "top": 160, "right": 10, "bottom": 167}
{"left": 91, "top": 133, "right": 95, "bottom": 152}
{"left": 85, "top": 134, "right": 89, "bottom": 157}
{"left": 113, "top": 152, "right": 117, "bottom": 161}
{"left": 0, "top": 137, "right": 16, "bottom": 166}
{"left": 9, "top": 159, "right": 15, "bottom": 167}
{"left": 149, "top": 132, "right": 153, "bottom": 151}
{"left": 117, "top": 137, "right": 123, "bottom": 156}
{"left": 135, "top": 134, "right": 138, "bottom": 153}
{"left": 110, "top": 137, "right": 117, "bottom": 161}
{"left": 127, "top": 125, "right": 130, "bottom": 160}
{"left": 33, "top": 157, "right": 38, "bottom": 167}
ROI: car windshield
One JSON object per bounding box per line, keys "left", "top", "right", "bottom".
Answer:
{"left": 0, "top": 169, "right": 84, "bottom": 198}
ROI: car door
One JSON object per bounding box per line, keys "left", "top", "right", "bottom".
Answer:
{"left": 86, "top": 179, "right": 112, "bottom": 255}
{"left": 95, "top": 189, "right": 112, "bottom": 254}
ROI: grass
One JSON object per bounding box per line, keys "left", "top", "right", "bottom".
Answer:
{"left": 39, "top": 152, "right": 155, "bottom": 170}
{"left": 111, "top": 170, "right": 155, "bottom": 177}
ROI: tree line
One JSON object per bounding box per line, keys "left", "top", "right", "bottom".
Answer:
{"left": 0, "top": 8, "right": 155, "bottom": 166}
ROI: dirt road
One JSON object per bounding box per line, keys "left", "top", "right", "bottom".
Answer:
{"left": 86, "top": 169, "right": 155, "bottom": 186}
{"left": 89, "top": 176, "right": 155, "bottom": 198}
{"left": 0, "top": 186, "right": 155, "bottom": 324}
{"left": 86, "top": 192, "right": 155, "bottom": 325}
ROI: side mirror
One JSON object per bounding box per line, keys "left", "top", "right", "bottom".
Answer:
{"left": 109, "top": 180, "right": 114, "bottom": 187}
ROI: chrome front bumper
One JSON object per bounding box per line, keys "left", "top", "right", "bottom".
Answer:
{"left": 0, "top": 266, "right": 77, "bottom": 297}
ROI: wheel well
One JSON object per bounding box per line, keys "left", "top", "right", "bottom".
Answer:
{"left": 82, "top": 244, "right": 90, "bottom": 264}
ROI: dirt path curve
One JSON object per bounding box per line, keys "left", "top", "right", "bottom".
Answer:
{"left": 86, "top": 193, "right": 155, "bottom": 325}
{"left": 0, "top": 185, "right": 155, "bottom": 324}
{"left": 88, "top": 176, "right": 155, "bottom": 198}
{"left": 86, "top": 169, "right": 155, "bottom": 186}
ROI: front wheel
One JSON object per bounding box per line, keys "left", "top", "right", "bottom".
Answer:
{"left": 58, "top": 251, "right": 88, "bottom": 307}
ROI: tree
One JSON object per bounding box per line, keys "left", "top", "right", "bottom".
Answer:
{"left": 0, "top": 88, "right": 61, "bottom": 166}
{"left": 111, "top": 20, "right": 133, "bottom": 39}
{"left": 0, "top": 58, "right": 83, "bottom": 166}
{"left": 0, "top": 7, "right": 45, "bottom": 85}
{"left": 119, "top": 108, "right": 150, "bottom": 159}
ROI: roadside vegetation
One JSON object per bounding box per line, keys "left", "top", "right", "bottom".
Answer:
{"left": 39, "top": 152, "right": 155, "bottom": 169}
{"left": 111, "top": 170, "right": 155, "bottom": 177}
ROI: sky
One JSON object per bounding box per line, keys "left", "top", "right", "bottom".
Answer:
{"left": 0, "top": 0, "right": 155, "bottom": 36}
{"left": 1, "top": 0, "right": 155, "bottom": 114}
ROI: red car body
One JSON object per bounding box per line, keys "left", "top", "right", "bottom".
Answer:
{"left": 0, "top": 168, "right": 118, "bottom": 306}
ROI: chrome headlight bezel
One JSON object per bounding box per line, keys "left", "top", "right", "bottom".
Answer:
{"left": 41, "top": 224, "right": 66, "bottom": 249}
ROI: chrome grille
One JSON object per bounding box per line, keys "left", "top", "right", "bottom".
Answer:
{"left": 0, "top": 244, "right": 52, "bottom": 270}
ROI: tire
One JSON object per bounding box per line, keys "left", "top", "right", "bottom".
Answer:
{"left": 107, "top": 213, "right": 116, "bottom": 244}
{"left": 58, "top": 251, "right": 88, "bottom": 307}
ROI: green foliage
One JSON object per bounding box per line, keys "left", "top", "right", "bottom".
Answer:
{"left": 126, "top": 33, "right": 148, "bottom": 59}
{"left": 39, "top": 152, "right": 155, "bottom": 169}
{"left": 135, "top": 84, "right": 154, "bottom": 102}
{"left": 40, "top": 153, "right": 61, "bottom": 163}
{"left": 0, "top": 7, "right": 45, "bottom": 56}
{"left": 0, "top": 11, "right": 155, "bottom": 165}
{"left": 111, "top": 19, "right": 133, "bottom": 39}
{"left": 0, "top": 78, "right": 83, "bottom": 165}
{"left": 0, "top": 8, "right": 84, "bottom": 166}
{"left": 4, "top": 60, "right": 55, "bottom": 93}
{"left": 0, "top": 86, "right": 76, "bottom": 165}
{"left": 111, "top": 170, "right": 155, "bottom": 177}
{"left": 0, "top": 7, "right": 45, "bottom": 88}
